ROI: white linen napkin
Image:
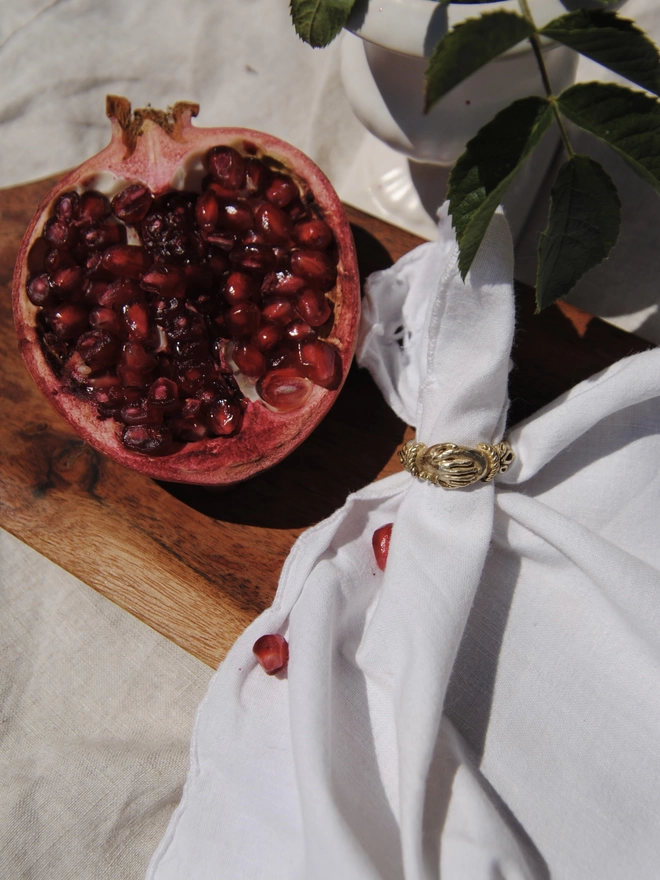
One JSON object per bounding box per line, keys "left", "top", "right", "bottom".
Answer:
{"left": 146, "top": 205, "right": 660, "bottom": 880}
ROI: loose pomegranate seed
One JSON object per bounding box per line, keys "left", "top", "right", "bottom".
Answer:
{"left": 101, "top": 244, "right": 151, "bottom": 279}
{"left": 290, "top": 249, "right": 337, "bottom": 291}
{"left": 112, "top": 184, "right": 154, "bottom": 224}
{"left": 207, "top": 146, "right": 245, "bottom": 190}
{"left": 372, "top": 523, "right": 393, "bottom": 572}
{"left": 253, "top": 634, "right": 289, "bottom": 675}
{"left": 122, "top": 424, "right": 174, "bottom": 455}
{"left": 265, "top": 176, "right": 297, "bottom": 208}
{"left": 300, "top": 339, "right": 342, "bottom": 389}
{"left": 294, "top": 219, "right": 334, "bottom": 251}
{"left": 294, "top": 289, "right": 331, "bottom": 327}
{"left": 258, "top": 370, "right": 313, "bottom": 412}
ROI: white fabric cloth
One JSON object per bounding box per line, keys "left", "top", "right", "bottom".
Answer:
{"left": 146, "top": 205, "right": 660, "bottom": 879}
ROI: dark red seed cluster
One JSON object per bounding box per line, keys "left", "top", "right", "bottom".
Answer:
{"left": 27, "top": 146, "right": 342, "bottom": 456}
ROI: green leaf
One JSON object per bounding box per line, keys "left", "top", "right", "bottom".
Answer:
{"left": 424, "top": 11, "right": 533, "bottom": 112}
{"left": 448, "top": 96, "right": 554, "bottom": 279}
{"left": 540, "top": 11, "right": 660, "bottom": 96}
{"left": 289, "top": 0, "right": 354, "bottom": 48}
{"left": 557, "top": 82, "right": 660, "bottom": 193}
{"left": 536, "top": 155, "right": 621, "bottom": 310}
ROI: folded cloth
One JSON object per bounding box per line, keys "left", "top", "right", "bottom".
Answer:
{"left": 146, "top": 206, "right": 660, "bottom": 880}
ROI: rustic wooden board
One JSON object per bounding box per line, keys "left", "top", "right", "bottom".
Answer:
{"left": 0, "top": 175, "right": 652, "bottom": 667}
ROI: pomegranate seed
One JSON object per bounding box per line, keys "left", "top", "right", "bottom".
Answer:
{"left": 84, "top": 223, "right": 125, "bottom": 249}
{"left": 52, "top": 265, "right": 84, "bottom": 297}
{"left": 261, "top": 296, "right": 295, "bottom": 326}
{"left": 265, "top": 176, "right": 297, "bottom": 208}
{"left": 300, "top": 339, "right": 342, "bottom": 389}
{"left": 294, "top": 289, "right": 331, "bottom": 327}
{"left": 175, "top": 358, "right": 215, "bottom": 395}
{"left": 207, "top": 398, "right": 243, "bottom": 436}
{"left": 286, "top": 320, "right": 316, "bottom": 342}
{"left": 208, "top": 249, "right": 230, "bottom": 278}
{"left": 27, "top": 274, "right": 54, "bottom": 307}
{"left": 44, "top": 304, "right": 88, "bottom": 339}
{"left": 258, "top": 370, "right": 313, "bottom": 412}
{"left": 230, "top": 243, "right": 276, "bottom": 274}
{"left": 89, "top": 307, "right": 125, "bottom": 337}
{"left": 372, "top": 523, "right": 393, "bottom": 571}
{"left": 255, "top": 202, "right": 293, "bottom": 245}
{"left": 223, "top": 271, "right": 257, "bottom": 305}
{"left": 216, "top": 199, "right": 253, "bottom": 233}
{"left": 261, "top": 270, "right": 306, "bottom": 297}
{"left": 141, "top": 264, "right": 187, "bottom": 298}
{"left": 290, "top": 249, "right": 336, "bottom": 291}
{"left": 118, "top": 400, "right": 158, "bottom": 426}
{"left": 78, "top": 191, "right": 111, "bottom": 222}
{"left": 43, "top": 217, "right": 76, "bottom": 249}
{"left": 294, "top": 219, "right": 334, "bottom": 251}
{"left": 44, "top": 248, "right": 76, "bottom": 273}
{"left": 253, "top": 634, "right": 289, "bottom": 674}
{"left": 62, "top": 351, "right": 93, "bottom": 384}
{"left": 76, "top": 330, "right": 120, "bottom": 369}
{"left": 117, "top": 342, "right": 157, "bottom": 387}
{"left": 252, "top": 324, "right": 283, "bottom": 351}
{"left": 147, "top": 377, "right": 179, "bottom": 412}
{"left": 244, "top": 158, "right": 271, "bottom": 194}
{"left": 101, "top": 245, "right": 151, "bottom": 279}
{"left": 54, "top": 191, "right": 80, "bottom": 223}
{"left": 232, "top": 342, "right": 266, "bottom": 378}
{"left": 98, "top": 279, "right": 143, "bottom": 310}
{"left": 225, "top": 301, "right": 260, "bottom": 338}
{"left": 207, "top": 146, "right": 245, "bottom": 190}
{"left": 122, "top": 299, "right": 152, "bottom": 342}
{"left": 195, "top": 189, "right": 218, "bottom": 233}
{"left": 112, "top": 184, "right": 153, "bottom": 224}
{"left": 122, "top": 424, "right": 174, "bottom": 455}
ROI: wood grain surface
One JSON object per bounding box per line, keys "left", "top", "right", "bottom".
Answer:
{"left": 0, "top": 175, "right": 652, "bottom": 667}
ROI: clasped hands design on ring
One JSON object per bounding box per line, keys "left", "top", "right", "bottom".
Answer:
{"left": 399, "top": 439, "right": 514, "bottom": 489}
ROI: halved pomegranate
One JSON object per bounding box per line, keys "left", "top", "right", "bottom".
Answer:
{"left": 13, "top": 96, "right": 360, "bottom": 485}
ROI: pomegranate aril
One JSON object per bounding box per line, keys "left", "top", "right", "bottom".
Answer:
{"left": 165, "top": 312, "right": 206, "bottom": 342}
{"left": 290, "top": 249, "right": 336, "bottom": 291}
{"left": 101, "top": 245, "right": 151, "bottom": 279}
{"left": 122, "top": 299, "right": 152, "bottom": 342}
{"left": 253, "top": 633, "right": 289, "bottom": 675}
{"left": 52, "top": 265, "right": 85, "bottom": 297}
{"left": 286, "top": 320, "right": 316, "bottom": 343}
{"left": 252, "top": 324, "right": 283, "bottom": 351}
{"left": 261, "top": 270, "right": 306, "bottom": 297}
{"left": 230, "top": 243, "right": 276, "bottom": 274}
{"left": 204, "top": 230, "right": 236, "bottom": 251}
{"left": 300, "top": 339, "right": 342, "bottom": 390}
{"left": 216, "top": 200, "right": 253, "bottom": 233}
{"left": 118, "top": 399, "right": 160, "bottom": 426}
{"left": 152, "top": 296, "right": 182, "bottom": 322}
{"left": 223, "top": 271, "right": 257, "bottom": 305}
{"left": 225, "top": 301, "right": 260, "bottom": 338}
{"left": 208, "top": 249, "right": 230, "bottom": 278}
{"left": 261, "top": 296, "right": 295, "bottom": 326}
{"left": 294, "top": 289, "right": 331, "bottom": 327}
{"left": 76, "top": 330, "right": 120, "bottom": 369}
{"left": 207, "top": 145, "right": 245, "bottom": 190}
{"left": 84, "top": 222, "right": 125, "bottom": 249}
{"left": 141, "top": 264, "right": 187, "bottom": 298}
{"left": 62, "top": 351, "right": 93, "bottom": 384}
{"left": 265, "top": 176, "right": 297, "bottom": 208}
{"left": 112, "top": 184, "right": 153, "bottom": 224}
{"left": 54, "top": 191, "right": 80, "bottom": 223}
{"left": 294, "top": 218, "right": 333, "bottom": 251}
{"left": 258, "top": 370, "right": 313, "bottom": 413}
{"left": 90, "top": 306, "right": 125, "bottom": 337}
{"left": 27, "top": 274, "right": 54, "bottom": 307}
{"left": 195, "top": 189, "right": 218, "bottom": 233}
{"left": 44, "top": 304, "right": 88, "bottom": 339}
{"left": 207, "top": 398, "right": 243, "bottom": 436}
{"left": 372, "top": 523, "right": 393, "bottom": 572}
{"left": 117, "top": 342, "right": 158, "bottom": 387}
{"left": 79, "top": 190, "right": 111, "bottom": 223}
{"left": 244, "top": 158, "right": 271, "bottom": 195}
{"left": 255, "top": 202, "right": 293, "bottom": 245}
{"left": 147, "top": 376, "right": 179, "bottom": 411}
{"left": 43, "top": 218, "right": 77, "bottom": 249}
{"left": 175, "top": 358, "right": 215, "bottom": 395}
{"left": 232, "top": 342, "right": 266, "bottom": 378}
{"left": 174, "top": 337, "right": 210, "bottom": 360}
{"left": 98, "top": 278, "right": 143, "bottom": 310}
{"left": 45, "top": 248, "right": 76, "bottom": 273}
{"left": 122, "top": 424, "right": 174, "bottom": 455}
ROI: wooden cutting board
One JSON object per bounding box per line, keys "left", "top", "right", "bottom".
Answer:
{"left": 0, "top": 175, "right": 652, "bottom": 667}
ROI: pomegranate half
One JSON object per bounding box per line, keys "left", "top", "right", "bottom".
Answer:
{"left": 12, "top": 96, "right": 360, "bottom": 485}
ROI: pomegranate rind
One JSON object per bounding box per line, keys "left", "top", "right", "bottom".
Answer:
{"left": 12, "top": 100, "right": 360, "bottom": 485}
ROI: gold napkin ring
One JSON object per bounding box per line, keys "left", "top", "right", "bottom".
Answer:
{"left": 399, "top": 440, "right": 514, "bottom": 489}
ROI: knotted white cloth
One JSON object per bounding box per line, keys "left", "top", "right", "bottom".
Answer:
{"left": 146, "top": 205, "right": 660, "bottom": 879}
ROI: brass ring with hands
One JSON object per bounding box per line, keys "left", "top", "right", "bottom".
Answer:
{"left": 398, "top": 439, "right": 514, "bottom": 489}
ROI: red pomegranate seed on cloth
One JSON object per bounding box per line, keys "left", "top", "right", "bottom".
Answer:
{"left": 372, "top": 523, "right": 393, "bottom": 571}
{"left": 253, "top": 634, "right": 289, "bottom": 675}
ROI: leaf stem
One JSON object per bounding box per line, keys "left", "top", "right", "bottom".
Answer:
{"left": 518, "top": 0, "right": 575, "bottom": 157}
